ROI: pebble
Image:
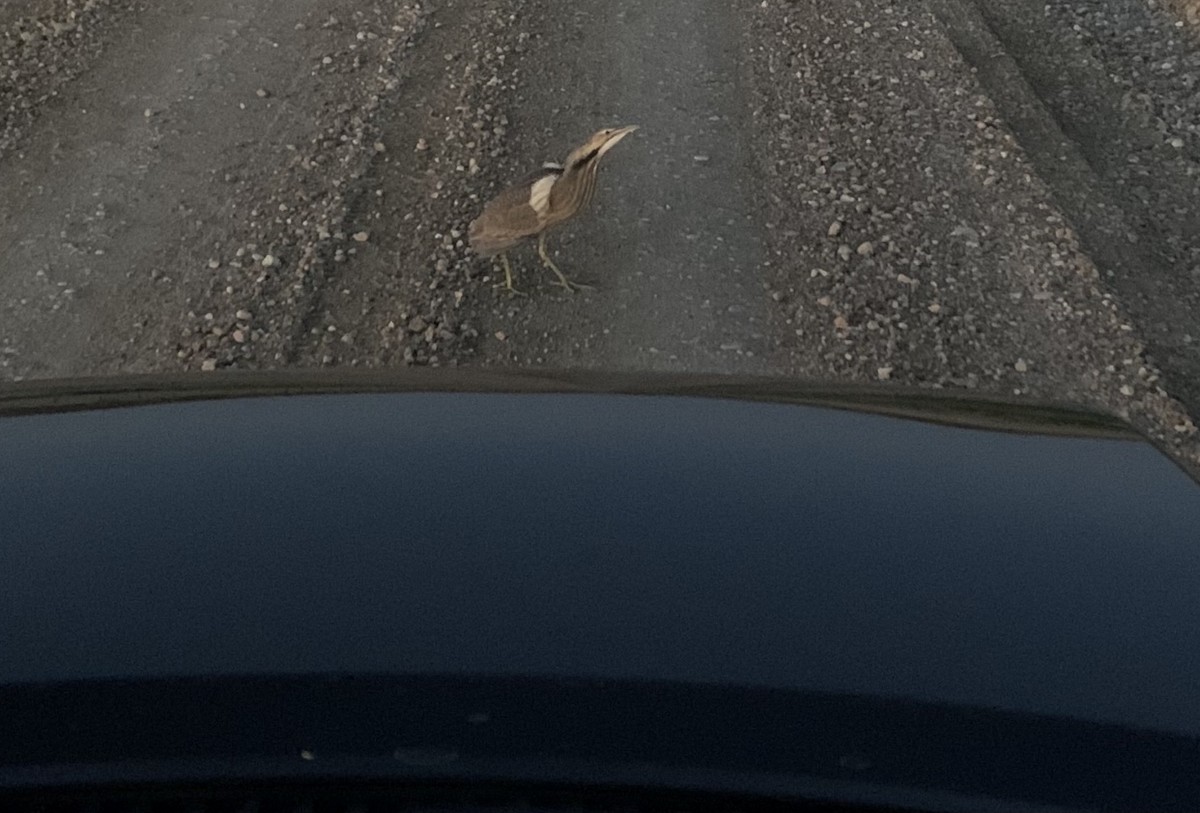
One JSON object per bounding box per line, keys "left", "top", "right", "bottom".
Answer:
{"left": 200, "top": 359, "right": 217, "bottom": 372}
{"left": 261, "top": 254, "right": 277, "bottom": 267}
{"left": 1015, "top": 359, "right": 1028, "bottom": 373}
{"left": 828, "top": 221, "right": 843, "bottom": 238}
{"left": 236, "top": 309, "right": 253, "bottom": 321}
{"left": 353, "top": 231, "right": 370, "bottom": 242}
{"left": 856, "top": 241, "right": 875, "bottom": 256}
{"left": 877, "top": 367, "right": 893, "bottom": 381}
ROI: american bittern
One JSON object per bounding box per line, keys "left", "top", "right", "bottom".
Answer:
{"left": 468, "top": 125, "right": 639, "bottom": 294}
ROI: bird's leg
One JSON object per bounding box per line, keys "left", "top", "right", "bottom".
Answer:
{"left": 492, "top": 252, "right": 526, "bottom": 296}
{"left": 538, "top": 234, "right": 594, "bottom": 292}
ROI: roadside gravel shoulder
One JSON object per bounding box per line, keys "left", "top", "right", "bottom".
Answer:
{"left": 0, "top": 0, "right": 143, "bottom": 157}
{"left": 0, "top": 0, "right": 430, "bottom": 380}
{"left": 746, "top": 0, "right": 1198, "bottom": 472}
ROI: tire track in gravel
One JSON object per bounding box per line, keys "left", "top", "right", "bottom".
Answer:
{"left": 2, "top": 0, "right": 328, "bottom": 378}
{"left": 287, "top": 0, "right": 514, "bottom": 371}
{"left": 746, "top": 0, "right": 1197, "bottom": 474}
{"left": 929, "top": 0, "right": 1200, "bottom": 470}
{"left": 0, "top": 0, "right": 145, "bottom": 157}
{"left": 0, "top": 0, "right": 426, "bottom": 379}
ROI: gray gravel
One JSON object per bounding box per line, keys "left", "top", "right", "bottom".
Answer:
{"left": 0, "top": 0, "right": 143, "bottom": 157}
{"left": 0, "top": 0, "right": 1199, "bottom": 476}
{"left": 747, "top": 0, "right": 1198, "bottom": 470}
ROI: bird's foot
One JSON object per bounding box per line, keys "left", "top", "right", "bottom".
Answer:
{"left": 541, "top": 260, "right": 595, "bottom": 293}
{"left": 551, "top": 276, "right": 596, "bottom": 293}
{"left": 492, "top": 280, "right": 528, "bottom": 297}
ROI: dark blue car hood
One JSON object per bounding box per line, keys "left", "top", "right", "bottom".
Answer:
{"left": 1, "top": 370, "right": 1199, "bottom": 812}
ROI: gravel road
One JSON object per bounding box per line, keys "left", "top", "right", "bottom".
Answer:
{"left": 2, "top": 0, "right": 1199, "bottom": 472}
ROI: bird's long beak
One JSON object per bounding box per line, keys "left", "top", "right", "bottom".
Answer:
{"left": 599, "top": 125, "right": 639, "bottom": 156}
{"left": 609, "top": 125, "right": 639, "bottom": 143}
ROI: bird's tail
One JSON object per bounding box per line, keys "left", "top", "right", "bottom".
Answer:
{"left": 467, "top": 217, "right": 508, "bottom": 256}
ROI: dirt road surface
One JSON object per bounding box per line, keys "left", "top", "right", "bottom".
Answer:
{"left": 2, "top": 0, "right": 1199, "bottom": 474}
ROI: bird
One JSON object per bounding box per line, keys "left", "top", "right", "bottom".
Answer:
{"left": 468, "top": 125, "right": 639, "bottom": 294}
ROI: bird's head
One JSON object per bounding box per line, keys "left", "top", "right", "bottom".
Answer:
{"left": 565, "top": 125, "right": 639, "bottom": 169}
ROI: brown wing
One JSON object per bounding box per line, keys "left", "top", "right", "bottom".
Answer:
{"left": 468, "top": 167, "right": 563, "bottom": 256}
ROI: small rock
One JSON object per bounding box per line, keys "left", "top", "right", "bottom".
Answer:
{"left": 232, "top": 329, "right": 247, "bottom": 344}
{"left": 1120, "top": 384, "right": 1135, "bottom": 396}
{"left": 256, "top": 88, "right": 270, "bottom": 98}
{"left": 353, "top": 231, "right": 370, "bottom": 243}
{"left": 236, "top": 309, "right": 253, "bottom": 321}
{"left": 951, "top": 225, "right": 980, "bottom": 240}
{"left": 837, "top": 245, "right": 853, "bottom": 261}
{"left": 261, "top": 254, "right": 277, "bottom": 267}
{"left": 200, "top": 359, "right": 218, "bottom": 372}
{"left": 1015, "top": 359, "right": 1028, "bottom": 373}
{"left": 856, "top": 241, "right": 875, "bottom": 256}
{"left": 877, "top": 367, "right": 893, "bottom": 381}
{"left": 495, "top": 331, "right": 508, "bottom": 342}
{"left": 416, "top": 138, "right": 429, "bottom": 151}
{"left": 207, "top": 259, "right": 220, "bottom": 269}
{"left": 833, "top": 315, "right": 850, "bottom": 330}
{"left": 408, "top": 316, "right": 427, "bottom": 333}
{"left": 828, "top": 221, "right": 843, "bottom": 238}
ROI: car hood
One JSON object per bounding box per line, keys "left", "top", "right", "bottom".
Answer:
{"left": 2, "top": 369, "right": 1199, "bottom": 811}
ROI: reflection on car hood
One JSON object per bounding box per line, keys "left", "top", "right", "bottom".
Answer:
{"left": 0, "top": 367, "right": 1144, "bottom": 439}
